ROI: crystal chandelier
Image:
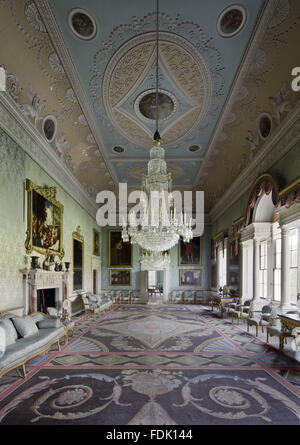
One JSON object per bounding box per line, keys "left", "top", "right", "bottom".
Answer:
{"left": 121, "top": 0, "right": 193, "bottom": 253}
{"left": 140, "top": 250, "right": 170, "bottom": 271}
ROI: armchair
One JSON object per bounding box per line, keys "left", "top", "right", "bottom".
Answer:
{"left": 81, "top": 294, "right": 101, "bottom": 320}
{"left": 247, "top": 305, "right": 272, "bottom": 336}
{"left": 182, "top": 291, "right": 194, "bottom": 304}
{"left": 267, "top": 311, "right": 298, "bottom": 350}
{"left": 170, "top": 291, "right": 183, "bottom": 304}
{"left": 47, "top": 306, "right": 75, "bottom": 342}
{"left": 230, "top": 299, "right": 252, "bottom": 324}
{"left": 130, "top": 292, "right": 141, "bottom": 304}
{"left": 119, "top": 292, "right": 130, "bottom": 304}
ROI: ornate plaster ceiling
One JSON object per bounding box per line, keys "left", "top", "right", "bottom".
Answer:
{"left": 1, "top": 0, "right": 299, "bottom": 213}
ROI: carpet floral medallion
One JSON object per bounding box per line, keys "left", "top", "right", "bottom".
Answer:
{"left": 0, "top": 305, "right": 299, "bottom": 425}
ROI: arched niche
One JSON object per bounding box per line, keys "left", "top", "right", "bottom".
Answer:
{"left": 252, "top": 192, "right": 275, "bottom": 223}
{"left": 243, "top": 173, "right": 280, "bottom": 227}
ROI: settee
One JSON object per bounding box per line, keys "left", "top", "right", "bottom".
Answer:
{"left": 82, "top": 293, "right": 113, "bottom": 317}
{"left": 0, "top": 311, "right": 66, "bottom": 380}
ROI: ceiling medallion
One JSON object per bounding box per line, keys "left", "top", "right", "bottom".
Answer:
{"left": 68, "top": 8, "right": 97, "bottom": 41}
{"left": 135, "top": 89, "right": 177, "bottom": 123}
{"left": 217, "top": 5, "right": 247, "bottom": 38}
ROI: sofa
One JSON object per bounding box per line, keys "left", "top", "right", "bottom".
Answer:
{"left": 0, "top": 311, "right": 66, "bottom": 380}
{"left": 87, "top": 293, "right": 113, "bottom": 313}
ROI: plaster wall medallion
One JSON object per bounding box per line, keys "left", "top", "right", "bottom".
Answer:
{"left": 42, "top": 114, "right": 57, "bottom": 143}
{"left": 257, "top": 113, "right": 272, "bottom": 140}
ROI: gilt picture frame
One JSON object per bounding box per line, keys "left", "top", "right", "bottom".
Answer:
{"left": 110, "top": 269, "right": 132, "bottom": 286}
{"left": 25, "top": 178, "right": 64, "bottom": 259}
{"left": 73, "top": 226, "right": 84, "bottom": 292}
{"left": 179, "top": 269, "right": 202, "bottom": 286}
{"left": 93, "top": 228, "right": 100, "bottom": 256}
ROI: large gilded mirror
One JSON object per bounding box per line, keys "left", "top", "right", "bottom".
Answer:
{"left": 72, "top": 226, "right": 84, "bottom": 291}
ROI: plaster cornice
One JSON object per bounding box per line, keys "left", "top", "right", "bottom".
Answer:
{"left": 0, "top": 92, "right": 98, "bottom": 219}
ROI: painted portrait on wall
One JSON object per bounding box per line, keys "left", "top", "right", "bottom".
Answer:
{"left": 25, "top": 179, "right": 64, "bottom": 259}
{"left": 179, "top": 237, "right": 202, "bottom": 266}
{"left": 93, "top": 229, "right": 100, "bottom": 256}
{"left": 179, "top": 269, "right": 202, "bottom": 286}
{"left": 110, "top": 269, "right": 131, "bottom": 286}
{"left": 109, "top": 230, "right": 132, "bottom": 267}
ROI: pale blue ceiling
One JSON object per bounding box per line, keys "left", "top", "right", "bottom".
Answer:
{"left": 50, "top": 0, "right": 264, "bottom": 186}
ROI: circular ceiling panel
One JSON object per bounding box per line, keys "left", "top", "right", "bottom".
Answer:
{"left": 135, "top": 89, "right": 177, "bottom": 123}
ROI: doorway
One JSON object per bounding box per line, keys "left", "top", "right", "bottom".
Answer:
{"left": 147, "top": 270, "right": 163, "bottom": 303}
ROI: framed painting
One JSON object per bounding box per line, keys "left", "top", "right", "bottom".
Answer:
{"left": 110, "top": 269, "right": 131, "bottom": 286}
{"left": 25, "top": 179, "right": 64, "bottom": 259}
{"left": 179, "top": 269, "right": 202, "bottom": 286}
{"left": 73, "top": 226, "right": 84, "bottom": 292}
{"left": 93, "top": 228, "right": 100, "bottom": 256}
{"left": 179, "top": 237, "right": 202, "bottom": 266}
{"left": 109, "top": 230, "right": 132, "bottom": 267}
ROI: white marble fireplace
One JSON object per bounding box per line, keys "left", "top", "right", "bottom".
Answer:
{"left": 21, "top": 269, "right": 72, "bottom": 315}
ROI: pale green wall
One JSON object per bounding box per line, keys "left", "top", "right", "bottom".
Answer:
{"left": 0, "top": 128, "right": 100, "bottom": 312}
{"left": 100, "top": 224, "right": 211, "bottom": 293}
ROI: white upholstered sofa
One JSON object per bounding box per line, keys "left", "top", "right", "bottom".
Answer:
{"left": 0, "top": 311, "right": 66, "bottom": 380}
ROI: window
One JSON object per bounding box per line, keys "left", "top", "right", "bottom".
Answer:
{"left": 259, "top": 240, "right": 268, "bottom": 298}
{"left": 218, "top": 245, "right": 227, "bottom": 287}
{"left": 289, "top": 229, "right": 298, "bottom": 303}
{"left": 273, "top": 238, "right": 281, "bottom": 301}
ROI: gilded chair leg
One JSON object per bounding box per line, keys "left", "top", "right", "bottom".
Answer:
{"left": 22, "top": 364, "right": 27, "bottom": 378}
{"left": 57, "top": 339, "right": 61, "bottom": 351}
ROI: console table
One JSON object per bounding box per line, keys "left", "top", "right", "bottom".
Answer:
{"left": 278, "top": 312, "right": 300, "bottom": 351}
{"left": 210, "top": 295, "right": 234, "bottom": 317}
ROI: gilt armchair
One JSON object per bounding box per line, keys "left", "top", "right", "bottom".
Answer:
{"left": 47, "top": 306, "right": 75, "bottom": 342}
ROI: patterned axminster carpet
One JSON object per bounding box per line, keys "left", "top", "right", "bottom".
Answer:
{"left": 0, "top": 304, "right": 299, "bottom": 425}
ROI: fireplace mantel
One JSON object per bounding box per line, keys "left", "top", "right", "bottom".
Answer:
{"left": 21, "top": 269, "right": 72, "bottom": 314}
